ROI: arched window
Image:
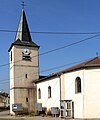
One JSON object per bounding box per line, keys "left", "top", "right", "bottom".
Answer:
{"left": 38, "top": 88, "right": 41, "bottom": 99}
{"left": 75, "top": 77, "right": 81, "bottom": 93}
{"left": 48, "top": 86, "right": 51, "bottom": 98}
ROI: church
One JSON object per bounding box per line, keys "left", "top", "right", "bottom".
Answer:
{"left": 8, "top": 6, "right": 100, "bottom": 120}
{"left": 35, "top": 56, "right": 100, "bottom": 119}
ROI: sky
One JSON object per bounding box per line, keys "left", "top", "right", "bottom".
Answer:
{"left": 0, "top": 0, "right": 100, "bottom": 93}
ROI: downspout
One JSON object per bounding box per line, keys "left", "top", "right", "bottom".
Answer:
{"left": 57, "top": 73, "right": 62, "bottom": 110}
{"left": 83, "top": 69, "right": 85, "bottom": 119}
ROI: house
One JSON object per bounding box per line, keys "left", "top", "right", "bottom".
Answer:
{"left": 35, "top": 56, "right": 100, "bottom": 119}
{"left": 0, "top": 92, "right": 10, "bottom": 108}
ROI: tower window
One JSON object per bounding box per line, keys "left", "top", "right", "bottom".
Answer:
{"left": 38, "top": 88, "right": 41, "bottom": 99}
{"left": 75, "top": 77, "right": 81, "bottom": 93}
{"left": 48, "top": 86, "right": 51, "bottom": 98}
{"left": 26, "top": 97, "right": 28, "bottom": 102}
{"left": 25, "top": 74, "right": 28, "bottom": 79}
{"left": 11, "top": 51, "right": 12, "bottom": 61}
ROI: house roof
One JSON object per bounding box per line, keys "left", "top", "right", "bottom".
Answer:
{"left": 8, "top": 9, "right": 39, "bottom": 52}
{"left": 0, "top": 92, "right": 9, "bottom": 98}
{"left": 35, "top": 56, "right": 100, "bottom": 83}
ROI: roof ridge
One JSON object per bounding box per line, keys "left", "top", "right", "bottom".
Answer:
{"left": 56, "top": 56, "right": 100, "bottom": 74}
{"left": 35, "top": 56, "right": 100, "bottom": 83}
{"left": 84, "top": 56, "right": 99, "bottom": 66}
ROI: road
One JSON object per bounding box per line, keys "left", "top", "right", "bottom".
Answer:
{"left": 0, "top": 111, "right": 61, "bottom": 120}
{"left": 0, "top": 118, "right": 22, "bottom": 120}
{"left": 0, "top": 116, "right": 61, "bottom": 120}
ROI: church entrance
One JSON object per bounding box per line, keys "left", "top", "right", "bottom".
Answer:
{"left": 60, "top": 100, "right": 74, "bottom": 119}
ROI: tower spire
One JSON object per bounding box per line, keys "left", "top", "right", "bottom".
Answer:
{"left": 8, "top": 1, "right": 39, "bottom": 52}
{"left": 15, "top": 9, "right": 33, "bottom": 42}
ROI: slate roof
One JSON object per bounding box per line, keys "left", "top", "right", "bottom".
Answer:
{"left": 8, "top": 9, "right": 39, "bottom": 52}
{"left": 35, "top": 56, "right": 100, "bottom": 83}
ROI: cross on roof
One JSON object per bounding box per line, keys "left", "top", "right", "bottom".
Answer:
{"left": 96, "top": 52, "right": 99, "bottom": 57}
{"left": 21, "top": 0, "right": 25, "bottom": 10}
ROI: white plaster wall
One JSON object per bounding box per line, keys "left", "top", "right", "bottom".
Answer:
{"left": 37, "top": 77, "right": 60, "bottom": 111}
{"left": 10, "top": 46, "right": 15, "bottom": 89}
{"left": 10, "top": 46, "right": 15, "bottom": 115}
{"left": 84, "top": 68, "right": 100, "bottom": 118}
{"left": 37, "top": 67, "right": 100, "bottom": 119}
{"left": 63, "top": 70, "right": 84, "bottom": 118}
{"left": 10, "top": 89, "right": 15, "bottom": 115}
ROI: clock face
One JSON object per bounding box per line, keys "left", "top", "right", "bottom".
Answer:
{"left": 23, "top": 48, "right": 30, "bottom": 55}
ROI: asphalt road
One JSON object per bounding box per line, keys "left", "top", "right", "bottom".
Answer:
{"left": 0, "top": 110, "right": 9, "bottom": 116}
{"left": 0, "top": 111, "right": 61, "bottom": 120}
{"left": 0, "top": 117, "right": 61, "bottom": 120}
{"left": 0, "top": 118, "right": 29, "bottom": 120}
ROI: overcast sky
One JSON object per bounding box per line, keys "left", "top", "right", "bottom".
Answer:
{"left": 0, "top": 0, "right": 100, "bottom": 93}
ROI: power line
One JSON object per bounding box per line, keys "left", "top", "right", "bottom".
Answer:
{"left": 0, "top": 57, "right": 94, "bottom": 84}
{"left": 39, "top": 34, "right": 100, "bottom": 56}
{"left": 0, "top": 29, "right": 100, "bottom": 35}
{"left": 0, "top": 34, "right": 99, "bottom": 67}
{"left": 0, "top": 76, "right": 22, "bottom": 82}
{"left": 31, "top": 32, "right": 100, "bottom": 35}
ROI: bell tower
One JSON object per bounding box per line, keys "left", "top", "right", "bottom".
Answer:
{"left": 8, "top": 9, "right": 39, "bottom": 115}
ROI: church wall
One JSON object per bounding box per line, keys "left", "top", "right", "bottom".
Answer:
{"left": 14, "top": 46, "right": 39, "bottom": 67}
{"left": 36, "top": 66, "right": 100, "bottom": 119}
{"left": 10, "top": 46, "right": 15, "bottom": 115}
{"left": 9, "top": 45, "right": 39, "bottom": 114}
{"left": 14, "top": 88, "right": 36, "bottom": 113}
{"left": 14, "top": 66, "right": 38, "bottom": 87}
{"left": 37, "top": 77, "right": 60, "bottom": 112}
{"left": 84, "top": 68, "right": 100, "bottom": 119}
{"left": 10, "top": 45, "right": 39, "bottom": 88}
{"left": 9, "top": 46, "right": 15, "bottom": 89}
{"left": 63, "top": 70, "right": 84, "bottom": 118}
{"left": 10, "top": 89, "right": 15, "bottom": 115}
{"left": 13, "top": 45, "right": 39, "bottom": 84}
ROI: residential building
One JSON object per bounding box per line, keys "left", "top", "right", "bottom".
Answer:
{"left": 0, "top": 92, "right": 10, "bottom": 108}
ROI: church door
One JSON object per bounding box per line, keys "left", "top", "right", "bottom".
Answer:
{"left": 65, "top": 101, "right": 74, "bottom": 118}
{"left": 60, "top": 100, "right": 74, "bottom": 119}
